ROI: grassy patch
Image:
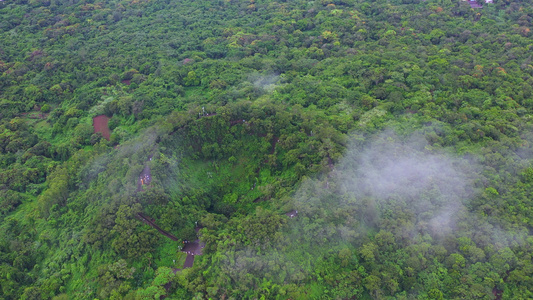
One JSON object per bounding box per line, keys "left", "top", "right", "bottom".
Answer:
{"left": 154, "top": 239, "right": 184, "bottom": 269}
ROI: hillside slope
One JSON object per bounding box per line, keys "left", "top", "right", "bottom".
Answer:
{"left": 1, "top": 0, "right": 533, "bottom": 299}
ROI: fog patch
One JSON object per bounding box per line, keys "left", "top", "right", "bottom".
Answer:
{"left": 207, "top": 128, "right": 532, "bottom": 295}
{"left": 336, "top": 131, "right": 475, "bottom": 238}
{"left": 285, "top": 129, "right": 485, "bottom": 248}
{"left": 79, "top": 126, "right": 161, "bottom": 195}
{"left": 250, "top": 73, "right": 279, "bottom": 93}
{"left": 289, "top": 128, "right": 533, "bottom": 250}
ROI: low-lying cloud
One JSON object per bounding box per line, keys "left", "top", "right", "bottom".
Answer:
{"left": 332, "top": 131, "right": 476, "bottom": 239}
{"left": 251, "top": 73, "right": 279, "bottom": 93}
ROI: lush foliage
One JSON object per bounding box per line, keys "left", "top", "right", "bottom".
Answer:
{"left": 2, "top": 0, "right": 533, "bottom": 299}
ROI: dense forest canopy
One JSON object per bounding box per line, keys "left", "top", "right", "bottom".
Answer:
{"left": 1, "top": 0, "right": 533, "bottom": 299}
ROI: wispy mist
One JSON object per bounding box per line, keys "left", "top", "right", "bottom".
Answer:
{"left": 79, "top": 127, "right": 161, "bottom": 196}
{"left": 206, "top": 128, "right": 532, "bottom": 296}
{"left": 289, "top": 129, "right": 532, "bottom": 249}
{"left": 250, "top": 73, "right": 279, "bottom": 93}
{"left": 333, "top": 131, "right": 476, "bottom": 239}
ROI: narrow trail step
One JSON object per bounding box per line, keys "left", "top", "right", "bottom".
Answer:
{"left": 136, "top": 213, "right": 179, "bottom": 241}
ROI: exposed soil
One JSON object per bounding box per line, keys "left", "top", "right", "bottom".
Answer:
{"left": 92, "top": 115, "right": 111, "bottom": 140}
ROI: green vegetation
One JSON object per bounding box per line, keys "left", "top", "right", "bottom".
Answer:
{"left": 2, "top": 0, "right": 533, "bottom": 299}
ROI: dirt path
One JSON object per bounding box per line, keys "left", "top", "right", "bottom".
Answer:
{"left": 136, "top": 213, "right": 179, "bottom": 241}
{"left": 183, "top": 254, "right": 195, "bottom": 268}
{"left": 133, "top": 152, "right": 205, "bottom": 299}
{"left": 137, "top": 165, "right": 152, "bottom": 191}
{"left": 181, "top": 240, "right": 204, "bottom": 255}
{"left": 230, "top": 118, "right": 245, "bottom": 126}
{"left": 493, "top": 270, "right": 510, "bottom": 300}
{"left": 492, "top": 287, "right": 503, "bottom": 300}
{"left": 270, "top": 136, "right": 279, "bottom": 154}
{"left": 20, "top": 112, "right": 48, "bottom": 119}
{"left": 181, "top": 240, "right": 204, "bottom": 269}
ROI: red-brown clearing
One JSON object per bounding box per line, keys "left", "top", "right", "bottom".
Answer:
{"left": 92, "top": 115, "right": 111, "bottom": 140}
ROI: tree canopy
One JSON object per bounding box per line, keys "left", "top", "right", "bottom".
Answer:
{"left": 2, "top": 0, "right": 533, "bottom": 299}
